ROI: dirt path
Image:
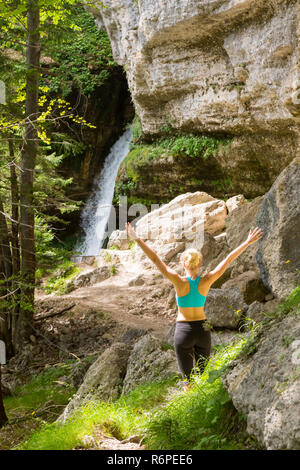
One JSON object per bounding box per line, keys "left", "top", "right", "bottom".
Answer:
{"left": 36, "top": 270, "right": 175, "bottom": 341}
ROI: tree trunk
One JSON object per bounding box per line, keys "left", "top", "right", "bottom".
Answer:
{"left": 0, "top": 196, "right": 13, "bottom": 357}
{"left": 17, "top": 0, "right": 40, "bottom": 351}
{"left": 0, "top": 364, "right": 8, "bottom": 428}
{"left": 9, "top": 141, "right": 21, "bottom": 351}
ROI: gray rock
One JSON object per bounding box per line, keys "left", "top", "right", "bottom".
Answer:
{"left": 58, "top": 342, "right": 132, "bottom": 423}
{"left": 71, "top": 359, "right": 95, "bottom": 390}
{"left": 122, "top": 334, "right": 178, "bottom": 395}
{"left": 211, "top": 330, "right": 246, "bottom": 348}
{"left": 225, "top": 196, "right": 264, "bottom": 277}
{"left": 72, "top": 266, "right": 112, "bottom": 289}
{"left": 107, "top": 230, "right": 130, "bottom": 250}
{"left": 205, "top": 288, "right": 247, "bottom": 328}
{"left": 222, "top": 314, "right": 300, "bottom": 449}
{"left": 128, "top": 274, "right": 146, "bottom": 286}
{"left": 246, "top": 301, "right": 267, "bottom": 323}
{"left": 247, "top": 299, "right": 282, "bottom": 323}
{"left": 255, "top": 157, "right": 300, "bottom": 298}
{"left": 221, "top": 270, "right": 270, "bottom": 304}
{"left": 119, "top": 327, "right": 147, "bottom": 344}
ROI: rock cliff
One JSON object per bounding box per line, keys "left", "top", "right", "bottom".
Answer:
{"left": 92, "top": 0, "right": 300, "bottom": 190}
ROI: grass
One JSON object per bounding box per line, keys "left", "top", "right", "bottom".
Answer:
{"left": 122, "top": 133, "right": 232, "bottom": 183}
{"left": 5, "top": 287, "right": 298, "bottom": 450}
{"left": 14, "top": 337, "right": 254, "bottom": 450}
{"left": 145, "top": 338, "right": 253, "bottom": 450}
{"left": 1, "top": 362, "right": 76, "bottom": 450}
{"left": 17, "top": 376, "right": 178, "bottom": 450}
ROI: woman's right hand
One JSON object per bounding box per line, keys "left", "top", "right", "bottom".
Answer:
{"left": 246, "top": 227, "right": 263, "bottom": 246}
{"left": 126, "top": 222, "right": 138, "bottom": 240}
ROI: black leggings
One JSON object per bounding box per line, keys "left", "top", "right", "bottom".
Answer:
{"left": 174, "top": 320, "right": 211, "bottom": 382}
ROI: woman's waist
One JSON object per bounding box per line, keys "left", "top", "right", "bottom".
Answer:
{"left": 176, "top": 308, "right": 207, "bottom": 323}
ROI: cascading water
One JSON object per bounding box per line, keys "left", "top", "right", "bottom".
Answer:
{"left": 74, "top": 126, "right": 132, "bottom": 259}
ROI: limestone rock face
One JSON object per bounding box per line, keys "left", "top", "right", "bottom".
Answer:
{"left": 205, "top": 287, "right": 247, "bottom": 328}
{"left": 122, "top": 334, "right": 178, "bottom": 394}
{"left": 221, "top": 270, "right": 270, "bottom": 304}
{"left": 255, "top": 157, "right": 300, "bottom": 298}
{"left": 58, "top": 342, "right": 131, "bottom": 423}
{"left": 92, "top": 0, "right": 300, "bottom": 188}
{"left": 246, "top": 299, "right": 281, "bottom": 323}
{"left": 72, "top": 266, "right": 112, "bottom": 289}
{"left": 222, "top": 315, "right": 300, "bottom": 450}
{"left": 225, "top": 196, "right": 264, "bottom": 276}
{"left": 107, "top": 230, "right": 130, "bottom": 250}
{"left": 226, "top": 195, "right": 247, "bottom": 213}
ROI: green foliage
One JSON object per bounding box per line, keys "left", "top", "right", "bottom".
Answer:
{"left": 158, "top": 134, "right": 227, "bottom": 159}
{"left": 279, "top": 285, "right": 300, "bottom": 315}
{"left": 44, "top": 260, "right": 81, "bottom": 294}
{"left": 3, "top": 362, "right": 76, "bottom": 425}
{"left": 145, "top": 338, "right": 248, "bottom": 450}
{"left": 131, "top": 114, "right": 143, "bottom": 142}
{"left": 17, "top": 376, "right": 178, "bottom": 450}
{"left": 110, "top": 265, "right": 117, "bottom": 275}
{"left": 13, "top": 338, "right": 262, "bottom": 451}
{"left": 121, "top": 134, "right": 232, "bottom": 187}
{"left": 42, "top": 5, "right": 117, "bottom": 97}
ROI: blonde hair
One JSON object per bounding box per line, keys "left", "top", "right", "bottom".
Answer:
{"left": 182, "top": 248, "right": 202, "bottom": 270}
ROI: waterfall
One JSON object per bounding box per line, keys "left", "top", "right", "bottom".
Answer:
{"left": 75, "top": 126, "right": 132, "bottom": 258}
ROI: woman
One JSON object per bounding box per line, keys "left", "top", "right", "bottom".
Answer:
{"left": 126, "top": 222, "right": 263, "bottom": 390}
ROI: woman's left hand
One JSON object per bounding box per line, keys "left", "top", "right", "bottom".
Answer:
{"left": 246, "top": 227, "right": 263, "bottom": 246}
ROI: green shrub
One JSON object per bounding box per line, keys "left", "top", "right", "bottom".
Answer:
{"left": 44, "top": 260, "right": 81, "bottom": 295}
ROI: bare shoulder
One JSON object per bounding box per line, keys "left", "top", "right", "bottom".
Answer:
{"left": 200, "top": 272, "right": 214, "bottom": 285}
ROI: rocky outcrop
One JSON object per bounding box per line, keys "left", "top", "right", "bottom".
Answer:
{"left": 221, "top": 270, "right": 270, "bottom": 304}
{"left": 204, "top": 287, "right": 247, "bottom": 328}
{"left": 122, "top": 334, "right": 178, "bottom": 394}
{"left": 58, "top": 342, "right": 132, "bottom": 423}
{"left": 255, "top": 157, "right": 300, "bottom": 299}
{"left": 135, "top": 191, "right": 227, "bottom": 242}
{"left": 222, "top": 314, "right": 300, "bottom": 450}
{"left": 92, "top": 0, "right": 300, "bottom": 195}
{"left": 246, "top": 299, "right": 281, "bottom": 323}
{"left": 225, "top": 196, "right": 264, "bottom": 276}
{"left": 70, "top": 266, "right": 112, "bottom": 289}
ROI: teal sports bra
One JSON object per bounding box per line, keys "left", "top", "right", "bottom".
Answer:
{"left": 176, "top": 276, "right": 206, "bottom": 308}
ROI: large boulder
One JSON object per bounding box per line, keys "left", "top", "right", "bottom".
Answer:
{"left": 122, "top": 334, "right": 178, "bottom": 394}
{"left": 58, "top": 342, "right": 131, "bottom": 423}
{"left": 221, "top": 270, "right": 270, "bottom": 304}
{"left": 222, "top": 314, "right": 300, "bottom": 450}
{"left": 226, "top": 195, "right": 247, "bottom": 213}
{"left": 72, "top": 266, "right": 112, "bottom": 289}
{"left": 135, "top": 192, "right": 227, "bottom": 243}
{"left": 255, "top": 157, "right": 300, "bottom": 298}
{"left": 246, "top": 299, "right": 281, "bottom": 323}
{"left": 205, "top": 287, "right": 247, "bottom": 328}
{"left": 225, "top": 196, "right": 264, "bottom": 276}
{"left": 107, "top": 230, "right": 130, "bottom": 250}
{"left": 136, "top": 240, "right": 186, "bottom": 267}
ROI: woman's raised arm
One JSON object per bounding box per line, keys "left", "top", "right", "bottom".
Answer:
{"left": 204, "top": 227, "right": 263, "bottom": 287}
{"left": 125, "top": 222, "right": 182, "bottom": 287}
